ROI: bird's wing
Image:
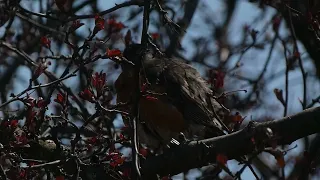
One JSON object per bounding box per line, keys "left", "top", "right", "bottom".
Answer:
{"left": 142, "top": 53, "right": 226, "bottom": 133}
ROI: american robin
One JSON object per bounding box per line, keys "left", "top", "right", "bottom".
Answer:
{"left": 115, "top": 44, "right": 228, "bottom": 149}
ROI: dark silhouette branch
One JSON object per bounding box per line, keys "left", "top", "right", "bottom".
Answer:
{"left": 165, "top": 0, "right": 199, "bottom": 56}
{"left": 67, "top": 0, "right": 144, "bottom": 21}
{"left": 141, "top": 106, "right": 320, "bottom": 178}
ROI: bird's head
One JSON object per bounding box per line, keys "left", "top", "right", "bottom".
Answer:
{"left": 122, "top": 43, "right": 145, "bottom": 70}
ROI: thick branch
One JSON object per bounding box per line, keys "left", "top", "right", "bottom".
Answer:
{"left": 141, "top": 106, "right": 320, "bottom": 178}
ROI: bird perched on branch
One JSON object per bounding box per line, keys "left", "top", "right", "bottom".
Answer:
{"left": 115, "top": 43, "right": 229, "bottom": 149}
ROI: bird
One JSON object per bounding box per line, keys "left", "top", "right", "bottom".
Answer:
{"left": 114, "top": 43, "right": 229, "bottom": 149}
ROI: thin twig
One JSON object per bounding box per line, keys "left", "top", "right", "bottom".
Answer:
{"left": 154, "top": 0, "right": 183, "bottom": 34}
{"left": 66, "top": 1, "right": 144, "bottom": 22}
{"left": 22, "top": 160, "right": 62, "bottom": 169}
{"left": 287, "top": 6, "right": 307, "bottom": 110}
{"left": 0, "top": 163, "right": 7, "bottom": 180}
{"left": 19, "top": 6, "right": 60, "bottom": 21}
{"left": 16, "top": 12, "right": 65, "bottom": 37}
{"left": 0, "top": 69, "right": 77, "bottom": 108}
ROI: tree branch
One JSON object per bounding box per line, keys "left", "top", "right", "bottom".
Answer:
{"left": 165, "top": 0, "right": 199, "bottom": 56}
{"left": 141, "top": 106, "right": 320, "bottom": 178}
{"left": 67, "top": 0, "right": 144, "bottom": 21}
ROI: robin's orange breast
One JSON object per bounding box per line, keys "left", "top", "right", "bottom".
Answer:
{"left": 139, "top": 97, "right": 186, "bottom": 132}
{"left": 115, "top": 71, "right": 186, "bottom": 133}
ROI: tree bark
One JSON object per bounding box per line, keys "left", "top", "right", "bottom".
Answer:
{"left": 141, "top": 106, "right": 320, "bottom": 178}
